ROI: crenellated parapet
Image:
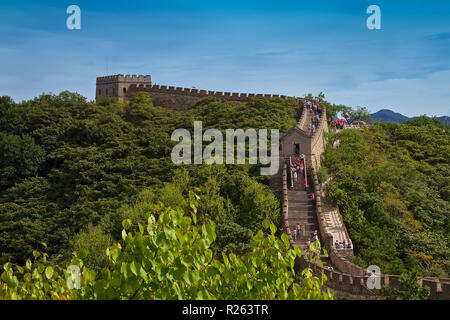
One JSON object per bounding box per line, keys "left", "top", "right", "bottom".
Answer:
{"left": 124, "top": 81, "right": 294, "bottom": 111}
{"left": 96, "top": 74, "right": 152, "bottom": 100}
{"left": 127, "top": 83, "right": 291, "bottom": 100}
{"left": 305, "top": 165, "right": 450, "bottom": 300}
{"left": 96, "top": 74, "right": 151, "bottom": 84}
{"left": 96, "top": 74, "right": 296, "bottom": 110}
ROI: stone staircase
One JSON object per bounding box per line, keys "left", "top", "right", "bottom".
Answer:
{"left": 286, "top": 166, "right": 333, "bottom": 269}
{"left": 288, "top": 182, "right": 316, "bottom": 249}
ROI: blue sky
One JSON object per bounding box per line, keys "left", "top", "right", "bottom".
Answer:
{"left": 0, "top": 0, "right": 449, "bottom": 117}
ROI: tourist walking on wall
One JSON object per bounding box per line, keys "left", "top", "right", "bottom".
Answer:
{"left": 303, "top": 178, "right": 307, "bottom": 190}
{"left": 313, "top": 230, "right": 318, "bottom": 241}
{"left": 293, "top": 171, "right": 298, "bottom": 183}
{"left": 296, "top": 223, "right": 301, "bottom": 240}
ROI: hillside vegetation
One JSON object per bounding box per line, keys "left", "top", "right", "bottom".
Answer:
{"left": 0, "top": 92, "right": 298, "bottom": 268}
{"left": 322, "top": 118, "right": 450, "bottom": 277}
{"left": 0, "top": 192, "right": 333, "bottom": 300}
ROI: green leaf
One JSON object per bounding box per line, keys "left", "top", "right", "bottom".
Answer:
{"left": 206, "top": 266, "right": 218, "bottom": 278}
{"left": 281, "top": 233, "right": 289, "bottom": 248}
{"left": 122, "top": 219, "right": 132, "bottom": 230}
{"left": 173, "top": 268, "right": 185, "bottom": 281}
{"left": 130, "top": 262, "right": 138, "bottom": 276}
{"left": 139, "top": 267, "right": 148, "bottom": 281}
{"left": 310, "top": 240, "right": 321, "bottom": 253}
{"left": 102, "top": 268, "right": 111, "bottom": 280}
{"left": 32, "top": 250, "right": 41, "bottom": 259}
{"left": 45, "top": 266, "right": 54, "bottom": 279}
{"left": 181, "top": 256, "right": 194, "bottom": 268}
{"left": 269, "top": 223, "right": 276, "bottom": 235}
{"left": 37, "top": 263, "right": 45, "bottom": 274}
{"left": 120, "top": 263, "right": 128, "bottom": 279}
{"left": 16, "top": 265, "right": 24, "bottom": 274}
{"left": 78, "top": 249, "right": 89, "bottom": 260}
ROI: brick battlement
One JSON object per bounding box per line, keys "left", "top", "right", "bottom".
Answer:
{"left": 97, "top": 74, "right": 151, "bottom": 84}
{"left": 96, "top": 74, "right": 295, "bottom": 110}
{"left": 127, "top": 83, "right": 291, "bottom": 101}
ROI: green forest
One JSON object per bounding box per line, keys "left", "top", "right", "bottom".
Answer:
{"left": 0, "top": 91, "right": 448, "bottom": 299}
{"left": 0, "top": 92, "right": 337, "bottom": 300}
{"left": 0, "top": 92, "right": 299, "bottom": 269}
{"left": 322, "top": 117, "right": 450, "bottom": 277}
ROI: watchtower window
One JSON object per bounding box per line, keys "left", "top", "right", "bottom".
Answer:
{"left": 123, "top": 88, "right": 127, "bottom": 94}
{"left": 294, "top": 143, "right": 300, "bottom": 155}
{"left": 106, "top": 88, "right": 108, "bottom": 96}
{"left": 98, "top": 89, "right": 101, "bottom": 95}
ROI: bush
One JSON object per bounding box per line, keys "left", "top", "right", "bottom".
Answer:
{"left": 0, "top": 192, "right": 334, "bottom": 300}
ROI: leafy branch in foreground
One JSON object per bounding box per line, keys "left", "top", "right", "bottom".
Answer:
{"left": 0, "top": 191, "right": 334, "bottom": 300}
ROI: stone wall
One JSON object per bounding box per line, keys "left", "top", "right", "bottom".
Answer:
{"left": 97, "top": 74, "right": 305, "bottom": 111}
{"left": 282, "top": 108, "right": 450, "bottom": 299}
{"left": 96, "top": 75, "right": 152, "bottom": 101}
{"left": 310, "top": 107, "right": 328, "bottom": 171}
{"left": 296, "top": 102, "right": 309, "bottom": 130}
{"left": 307, "top": 166, "right": 450, "bottom": 300}
{"left": 126, "top": 83, "right": 294, "bottom": 111}
{"left": 281, "top": 162, "right": 292, "bottom": 241}
{"left": 279, "top": 129, "right": 311, "bottom": 159}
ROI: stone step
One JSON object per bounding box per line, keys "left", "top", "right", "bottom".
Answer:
{"left": 288, "top": 201, "right": 312, "bottom": 205}
{"left": 289, "top": 208, "right": 313, "bottom": 212}
{"left": 288, "top": 198, "right": 311, "bottom": 202}
{"left": 288, "top": 220, "right": 316, "bottom": 226}
{"left": 289, "top": 204, "right": 312, "bottom": 209}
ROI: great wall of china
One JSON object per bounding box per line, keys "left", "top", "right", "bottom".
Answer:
{"left": 96, "top": 74, "right": 295, "bottom": 111}
{"left": 97, "top": 74, "right": 450, "bottom": 300}
{"left": 280, "top": 101, "right": 450, "bottom": 300}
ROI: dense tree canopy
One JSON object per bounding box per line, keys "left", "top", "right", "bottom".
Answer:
{"left": 323, "top": 119, "right": 449, "bottom": 277}
{"left": 0, "top": 92, "right": 298, "bottom": 267}
{"left": 0, "top": 192, "right": 333, "bottom": 300}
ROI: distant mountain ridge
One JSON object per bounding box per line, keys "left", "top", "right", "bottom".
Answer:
{"left": 371, "top": 109, "right": 449, "bottom": 125}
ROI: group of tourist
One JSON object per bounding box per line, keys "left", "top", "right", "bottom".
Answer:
{"left": 305, "top": 100, "right": 322, "bottom": 115}
{"left": 290, "top": 155, "right": 306, "bottom": 186}
{"left": 334, "top": 239, "right": 352, "bottom": 250}
{"left": 294, "top": 223, "right": 305, "bottom": 241}
{"left": 305, "top": 100, "right": 322, "bottom": 136}
{"left": 307, "top": 122, "right": 317, "bottom": 135}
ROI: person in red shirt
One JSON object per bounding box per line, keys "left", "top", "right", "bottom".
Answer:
{"left": 303, "top": 179, "right": 307, "bottom": 190}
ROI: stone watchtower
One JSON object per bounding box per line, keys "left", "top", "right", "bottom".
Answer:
{"left": 96, "top": 74, "right": 152, "bottom": 101}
